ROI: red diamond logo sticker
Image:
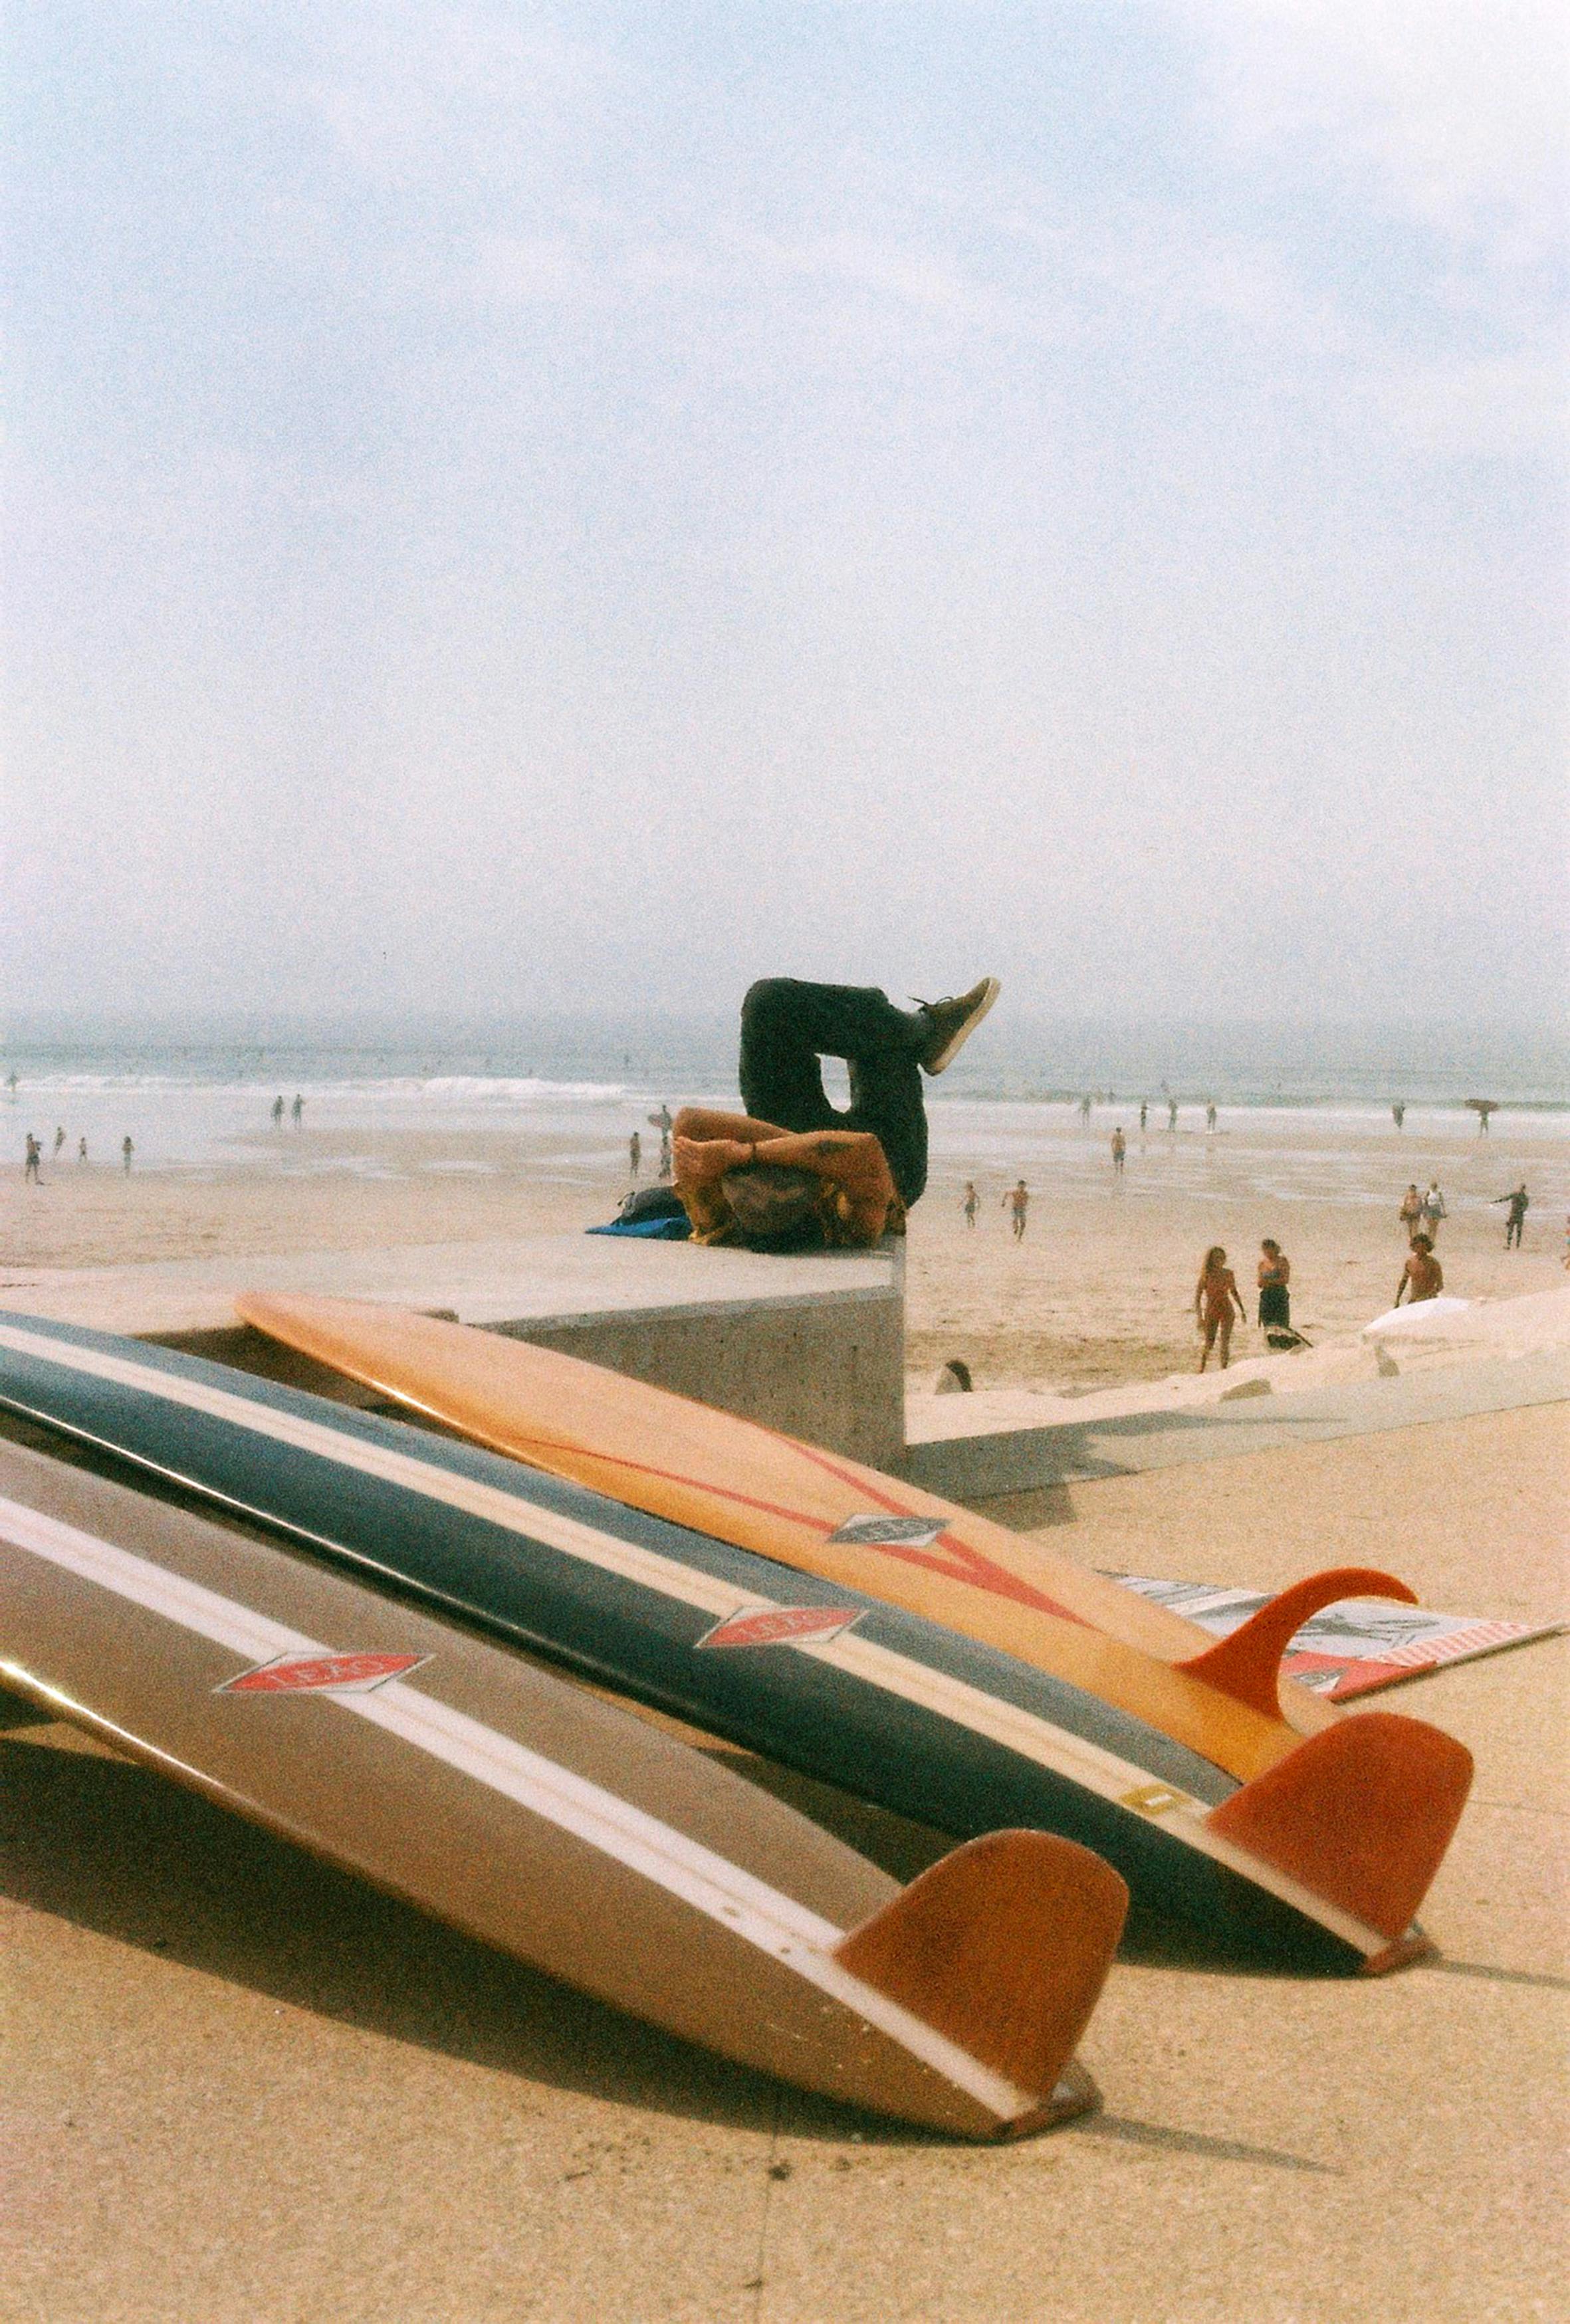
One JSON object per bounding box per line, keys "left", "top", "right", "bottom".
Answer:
{"left": 217, "top": 1651, "right": 431, "bottom": 1696}
{"left": 697, "top": 1605, "right": 862, "bottom": 1651}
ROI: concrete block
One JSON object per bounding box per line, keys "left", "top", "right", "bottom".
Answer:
{"left": 0, "top": 1233, "right": 907, "bottom": 1468}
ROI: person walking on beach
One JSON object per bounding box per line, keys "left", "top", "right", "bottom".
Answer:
{"left": 1195, "top": 1247, "right": 1246, "bottom": 1371}
{"left": 1167, "top": 1099, "right": 1178, "bottom": 1132}
{"left": 1205, "top": 1101, "right": 1218, "bottom": 1133}
{"left": 271, "top": 1095, "right": 284, "bottom": 1128}
{"left": 1110, "top": 1127, "right": 1126, "bottom": 1175}
{"left": 1257, "top": 1240, "right": 1291, "bottom": 1332}
{"left": 673, "top": 974, "right": 998, "bottom": 1251}
{"left": 1139, "top": 1101, "right": 1147, "bottom": 1134}
{"left": 1399, "top": 1184, "right": 1423, "bottom": 1239}
{"left": 1395, "top": 1234, "right": 1443, "bottom": 1307}
{"left": 1492, "top": 1184, "right": 1529, "bottom": 1249}
{"left": 962, "top": 1181, "right": 980, "bottom": 1228}
{"left": 23, "top": 1134, "right": 41, "bottom": 1184}
{"left": 1392, "top": 1102, "right": 1406, "bottom": 1130}
{"left": 77, "top": 1136, "right": 88, "bottom": 1164}
{"left": 53, "top": 1126, "right": 65, "bottom": 1158}
{"left": 291, "top": 1094, "right": 304, "bottom": 1127}
{"left": 1077, "top": 1095, "right": 1092, "bottom": 1125}
{"left": 121, "top": 1135, "right": 134, "bottom": 1174}
{"left": 1421, "top": 1181, "right": 1447, "bottom": 1241}
{"left": 1004, "top": 1180, "right": 1030, "bottom": 1239}
{"left": 628, "top": 1130, "right": 642, "bottom": 1183}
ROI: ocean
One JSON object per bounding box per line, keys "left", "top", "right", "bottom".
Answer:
{"left": 2, "top": 1015, "right": 1565, "bottom": 1182}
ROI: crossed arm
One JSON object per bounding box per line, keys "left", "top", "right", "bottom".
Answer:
{"left": 672, "top": 1107, "right": 898, "bottom": 1243}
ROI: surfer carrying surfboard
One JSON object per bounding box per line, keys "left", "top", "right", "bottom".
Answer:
{"left": 673, "top": 976, "right": 999, "bottom": 1251}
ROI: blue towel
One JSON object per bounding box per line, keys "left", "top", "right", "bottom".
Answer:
{"left": 586, "top": 1214, "right": 693, "bottom": 1239}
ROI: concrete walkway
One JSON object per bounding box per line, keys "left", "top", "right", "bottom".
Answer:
{"left": 5, "top": 1397, "right": 1564, "bottom": 2324}
{"left": 907, "top": 1349, "right": 1570, "bottom": 1497}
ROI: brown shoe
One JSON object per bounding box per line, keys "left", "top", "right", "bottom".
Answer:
{"left": 913, "top": 978, "right": 1000, "bottom": 1075}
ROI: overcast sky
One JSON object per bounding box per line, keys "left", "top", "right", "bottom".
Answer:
{"left": 8, "top": 2, "right": 1566, "bottom": 1025}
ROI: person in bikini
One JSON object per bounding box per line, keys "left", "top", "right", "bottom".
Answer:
{"left": 675, "top": 975, "right": 998, "bottom": 1252}
{"left": 1195, "top": 1245, "right": 1246, "bottom": 1371}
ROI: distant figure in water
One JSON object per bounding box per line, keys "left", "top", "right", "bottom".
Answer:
{"left": 1392, "top": 1102, "right": 1406, "bottom": 1130}
{"left": 77, "top": 1136, "right": 88, "bottom": 1164}
{"left": 1110, "top": 1127, "right": 1126, "bottom": 1175}
{"left": 23, "top": 1134, "right": 41, "bottom": 1184}
{"left": 122, "top": 1135, "right": 134, "bottom": 1174}
{"left": 5, "top": 1072, "right": 17, "bottom": 1094}
{"left": 962, "top": 1180, "right": 980, "bottom": 1227}
{"left": 1077, "top": 1095, "right": 1091, "bottom": 1124}
{"left": 271, "top": 1095, "right": 285, "bottom": 1127}
{"left": 1004, "top": 1180, "right": 1030, "bottom": 1239}
{"left": 1395, "top": 1234, "right": 1443, "bottom": 1307}
{"left": 1205, "top": 1101, "right": 1218, "bottom": 1133}
{"left": 1399, "top": 1184, "right": 1423, "bottom": 1239}
{"left": 291, "top": 1094, "right": 304, "bottom": 1127}
{"left": 1195, "top": 1246, "right": 1245, "bottom": 1371}
{"left": 1492, "top": 1184, "right": 1529, "bottom": 1249}
{"left": 628, "top": 1130, "right": 642, "bottom": 1182}
{"left": 53, "top": 1126, "right": 65, "bottom": 1156}
{"left": 1139, "top": 1101, "right": 1147, "bottom": 1133}
{"left": 1257, "top": 1240, "right": 1291, "bottom": 1330}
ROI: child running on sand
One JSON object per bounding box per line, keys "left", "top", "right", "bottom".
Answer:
{"left": 1195, "top": 1246, "right": 1246, "bottom": 1371}
{"left": 1004, "top": 1180, "right": 1030, "bottom": 1239}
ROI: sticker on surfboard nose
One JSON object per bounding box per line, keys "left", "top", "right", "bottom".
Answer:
{"left": 217, "top": 1651, "right": 431, "bottom": 1696}
{"left": 829, "top": 1515, "right": 947, "bottom": 1548}
{"left": 697, "top": 1606, "right": 863, "bottom": 1651}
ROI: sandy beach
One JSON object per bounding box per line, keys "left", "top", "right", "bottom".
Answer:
{"left": 5, "top": 1099, "right": 1566, "bottom": 1392}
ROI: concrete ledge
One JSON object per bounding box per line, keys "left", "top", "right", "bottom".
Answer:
{"left": 904, "top": 1348, "right": 1570, "bottom": 1499}
{"left": 0, "top": 1234, "right": 907, "bottom": 1469}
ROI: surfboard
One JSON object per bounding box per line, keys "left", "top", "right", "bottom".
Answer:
{"left": 231, "top": 1297, "right": 1371, "bottom": 1774}
{"left": 0, "top": 1310, "right": 1470, "bottom": 1972}
{"left": 0, "top": 1433, "right": 1126, "bottom": 2141}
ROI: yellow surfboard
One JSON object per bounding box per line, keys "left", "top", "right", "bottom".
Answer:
{"left": 239, "top": 1295, "right": 1387, "bottom": 1789}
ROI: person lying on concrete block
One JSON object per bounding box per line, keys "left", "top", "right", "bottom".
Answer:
{"left": 674, "top": 976, "right": 999, "bottom": 1252}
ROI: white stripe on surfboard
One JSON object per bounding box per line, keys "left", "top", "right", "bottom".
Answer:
{"left": 0, "top": 1491, "right": 1038, "bottom": 2124}
{"left": 0, "top": 1320, "right": 1389, "bottom": 1956}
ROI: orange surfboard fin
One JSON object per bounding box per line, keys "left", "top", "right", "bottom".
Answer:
{"left": 1176, "top": 1567, "right": 1418, "bottom": 1720}
{"left": 834, "top": 1830, "right": 1128, "bottom": 2133}
{"left": 1207, "top": 1711, "right": 1473, "bottom": 1953}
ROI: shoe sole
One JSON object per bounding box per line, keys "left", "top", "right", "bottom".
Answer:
{"left": 925, "top": 978, "right": 1000, "bottom": 1075}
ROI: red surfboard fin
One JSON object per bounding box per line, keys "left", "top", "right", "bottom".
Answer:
{"left": 1207, "top": 1711, "right": 1473, "bottom": 1954}
{"left": 834, "top": 1830, "right": 1128, "bottom": 2133}
{"left": 1177, "top": 1567, "right": 1418, "bottom": 1720}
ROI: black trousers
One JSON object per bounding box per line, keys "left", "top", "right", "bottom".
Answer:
{"left": 738, "top": 979, "right": 927, "bottom": 1208}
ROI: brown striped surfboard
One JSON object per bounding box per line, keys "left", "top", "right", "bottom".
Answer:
{"left": 0, "top": 1436, "right": 1128, "bottom": 2141}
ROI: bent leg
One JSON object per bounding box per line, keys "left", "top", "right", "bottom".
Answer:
{"left": 738, "top": 978, "right": 928, "bottom": 1207}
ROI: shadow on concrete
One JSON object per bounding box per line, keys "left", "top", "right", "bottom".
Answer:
{"left": 0, "top": 1733, "right": 875, "bottom": 2143}
{"left": 1081, "top": 2114, "right": 1341, "bottom": 2174}
{"left": 1430, "top": 1958, "right": 1570, "bottom": 1993}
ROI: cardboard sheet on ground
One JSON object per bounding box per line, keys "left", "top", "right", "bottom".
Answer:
{"left": 1106, "top": 1574, "right": 1565, "bottom": 1699}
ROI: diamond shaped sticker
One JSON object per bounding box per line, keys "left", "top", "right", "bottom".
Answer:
{"left": 697, "top": 1606, "right": 862, "bottom": 1651}
{"left": 217, "top": 1651, "right": 431, "bottom": 1696}
{"left": 829, "top": 1514, "right": 947, "bottom": 1548}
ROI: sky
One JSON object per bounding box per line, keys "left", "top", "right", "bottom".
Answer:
{"left": 7, "top": 1, "right": 1567, "bottom": 1025}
